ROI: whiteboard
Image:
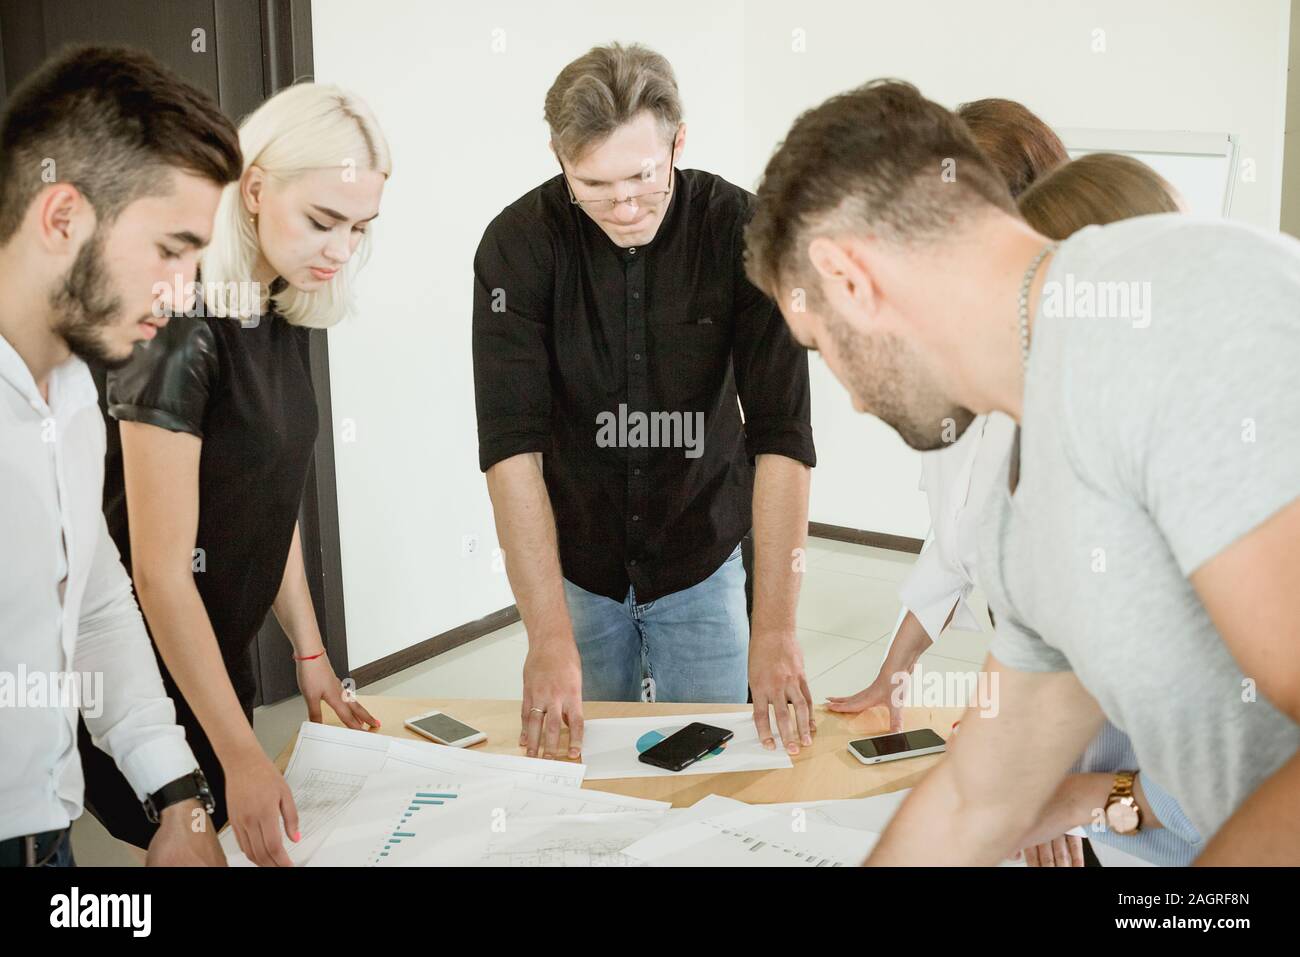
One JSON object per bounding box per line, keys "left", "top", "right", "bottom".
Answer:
{"left": 1058, "top": 128, "right": 1239, "bottom": 219}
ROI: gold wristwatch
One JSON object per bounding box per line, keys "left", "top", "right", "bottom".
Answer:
{"left": 1104, "top": 769, "right": 1142, "bottom": 835}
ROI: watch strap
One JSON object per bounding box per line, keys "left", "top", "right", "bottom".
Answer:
{"left": 1104, "top": 769, "right": 1142, "bottom": 833}
{"left": 1110, "top": 769, "right": 1137, "bottom": 799}
{"left": 143, "top": 769, "right": 214, "bottom": 824}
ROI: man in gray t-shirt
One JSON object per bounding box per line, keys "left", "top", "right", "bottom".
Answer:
{"left": 743, "top": 79, "right": 1300, "bottom": 864}
{"left": 978, "top": 214, "right": 1300, "bottom": 845}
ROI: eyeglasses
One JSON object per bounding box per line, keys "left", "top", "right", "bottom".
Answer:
{"left": 560, "top": 140, "right": 676, "bottom": 212}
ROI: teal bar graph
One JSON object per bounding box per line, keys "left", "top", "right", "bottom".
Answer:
{"left": 372, "top": 787, "right": 462, "bottom": 865}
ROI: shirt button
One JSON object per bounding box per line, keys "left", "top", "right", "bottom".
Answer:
{"left": 633, "top": 468, "right": 641, "bottom": 476}
{"left": 629, "top": 559, "right": 638, "bottom": 566}
{"left": 631, "top": 515, "right": 640, "bottom": 522}
{"left": 629, "top": 247, "right": 636, "bottom": 255}
{"left": 633, "top": 352, "right": 641, "bottom": 361}
{"left": 632, "top": 291, "right": 640, "bottom": 300}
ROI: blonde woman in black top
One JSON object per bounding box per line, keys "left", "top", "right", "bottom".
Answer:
{"left": 81, "top": 83, "right": 391, "bottom": 866}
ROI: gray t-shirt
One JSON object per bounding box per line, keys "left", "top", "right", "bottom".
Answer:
{"left": 980, "top": 214, "right": 1300, "bottom": 843}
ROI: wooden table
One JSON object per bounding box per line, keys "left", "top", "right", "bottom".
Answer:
{"left": 275, "top": 697, "right": 962, "bottom": 808}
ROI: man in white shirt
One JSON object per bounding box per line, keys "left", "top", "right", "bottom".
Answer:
{"left": 0, "top": 46, "right": 244, "bottom": 866}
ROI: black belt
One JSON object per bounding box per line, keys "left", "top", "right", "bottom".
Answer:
{"left": 0, "top": 827, "right": 70, "bottom": 867}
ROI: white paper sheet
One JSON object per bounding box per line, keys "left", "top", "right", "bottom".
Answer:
{"left": 309, "top": 772, "right": 512, "bottom": 867}
{"left": 475, "top": 812, "right": 668, "bottom": 867}
{"left": 219, "top": 722, "right": 392, "bottom": 866}
{"left": 493, "top": 780, "right": 669, "bottom": 817}
{"left": 578, "top": 711, "right": 792, "bottom": 780}
{"left": 622, "top": 795, "right": 877, "bottom": 867}
{"left": 758, "top": 790, "right": 911, "bottom": 833}
{"left": 760, "top": 790, "right": 1032, "bottom": 867}
{"left": 386, "top": 736, "right": 585, "bottom": 786}
{"left": 221, "top": 722, "right": 585, "bottom": 866}
{"left": 309, "top": 768, "right": 668, "bottom": 866}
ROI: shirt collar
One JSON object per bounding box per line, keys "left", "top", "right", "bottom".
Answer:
{"left": 0, "top": 329, "right": 98, "bottom": 417}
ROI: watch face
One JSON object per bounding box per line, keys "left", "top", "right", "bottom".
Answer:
{"left": 1107, "top": 801, "right": 1140, "bottom": 834}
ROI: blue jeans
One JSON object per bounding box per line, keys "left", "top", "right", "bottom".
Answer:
{"left": 563, "top": 544, "right": 749, "bottom": 703}
{"left": 0, "top": 828, "right": 75, "bottom": 867}
{"left": 42, "top": 830, "right": 75, "bottom": 867}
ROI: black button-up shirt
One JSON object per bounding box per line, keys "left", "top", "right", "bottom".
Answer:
{"left": 472, "top": 167, "right": 815, "bottom": 603}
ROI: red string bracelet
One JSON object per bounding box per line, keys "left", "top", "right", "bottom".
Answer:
{"left": 293, "top": 650, "right": 325, "bottom": 662}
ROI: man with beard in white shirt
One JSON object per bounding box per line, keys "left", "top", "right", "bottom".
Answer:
{"left": 0, "top": 46, "right": 243, "bottom": 867}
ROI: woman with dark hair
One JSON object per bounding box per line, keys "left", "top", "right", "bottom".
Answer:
{"left": 956, "top": 97, "right": 1069, "bottom": 198}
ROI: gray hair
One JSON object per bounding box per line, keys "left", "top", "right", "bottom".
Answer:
{"left": 544, "top": 43, "right": 682, "bottom": 162}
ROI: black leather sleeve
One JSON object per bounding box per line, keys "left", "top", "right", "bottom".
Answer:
{"left": 106, "top": 315, "right": 219, "bottom": 437}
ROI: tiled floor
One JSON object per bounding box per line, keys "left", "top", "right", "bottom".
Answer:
{"left": 72, "top": 536, "right": 994, "bottom": 865}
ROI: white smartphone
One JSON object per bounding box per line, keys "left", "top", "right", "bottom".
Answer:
{"left": 848, "top": 729, "right": 946, "bottom": 766}
{"left": 404, "top": 710, "right": 486, "bottom": 748}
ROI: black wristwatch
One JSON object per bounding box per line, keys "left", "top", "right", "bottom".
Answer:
{"left": 143, "top": 769, "right": 215, "bottom": 824}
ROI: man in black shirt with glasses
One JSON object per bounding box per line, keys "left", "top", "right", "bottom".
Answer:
{"left": 473, "top": 42, "right": 816, "bottom": 763}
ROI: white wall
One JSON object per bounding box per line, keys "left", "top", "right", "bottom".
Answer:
{"left": 313, "top": 0, "right": 1291, "bottom": 666}
{"left": 741, "top": 0, "right": 1291, "bottom": 536}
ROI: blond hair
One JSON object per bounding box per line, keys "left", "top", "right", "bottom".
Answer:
{"left": 201, "top": 82, "right": 391, "bottom": 329}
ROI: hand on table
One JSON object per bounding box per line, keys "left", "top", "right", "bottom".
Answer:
{"left": 297, "top": 650, "right": 379, "bottom": 730}
{"left": 827, "top": 609, "right": 928, "bottom": 733}
{"left": 520, "top": 636, "right": 584, "bottom": 760}
{"left": 824, "top": 673, "right": 905, "bottom": 733}
{"left": 1018, "top": 834, "right": 1087, "bottom": 867}
{"left": 1013, "top": 772, "right": 1106, "bottom": 867}
{"left": 226, "top": 753, "right": 300, "bottom": 867}
{"left": 749, "top": 631, "right": 815, "bottom": 754}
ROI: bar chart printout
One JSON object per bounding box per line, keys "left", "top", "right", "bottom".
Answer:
{"left": 372, "top": 787, "right": 463, "bottom": 866}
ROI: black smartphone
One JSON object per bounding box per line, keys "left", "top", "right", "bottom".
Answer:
{"left": 638, "top": 722, "right": 735, "bottom": 772}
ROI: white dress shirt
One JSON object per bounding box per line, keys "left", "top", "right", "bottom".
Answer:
{"left": 896, "top": 412, "right": 1017, "bottom": 641}
{"left": 1, "top": 332, "right": 197, "bottom": 842}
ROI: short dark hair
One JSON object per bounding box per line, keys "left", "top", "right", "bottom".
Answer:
{"left": 956, "top": 98, "right": 1068, "bottom": 199}
{"left": 0, "top": 44, "right": 243, "bottom": 244}
{"left": 744, "top": 79, "right": 1016, "bottom": 300}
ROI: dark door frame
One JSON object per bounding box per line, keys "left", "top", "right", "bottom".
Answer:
{"left": 0, "top": 0, "right": 350, "bottom": 706}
